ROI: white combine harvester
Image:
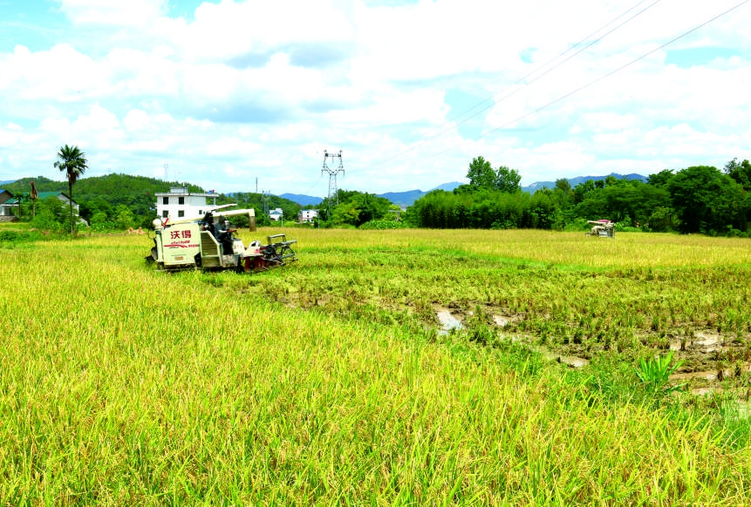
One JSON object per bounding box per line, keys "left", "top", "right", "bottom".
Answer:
{"left": 586, "top": 219, "right": 615, "bottom": 238}
{"left": 147, "top": 205, "right": 297, "bottom": 272}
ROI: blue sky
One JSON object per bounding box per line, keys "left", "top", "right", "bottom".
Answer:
{"left": 1, "top": 0, "right": 750, "bottom": 196}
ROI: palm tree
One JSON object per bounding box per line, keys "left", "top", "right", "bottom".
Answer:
{"left": 54, "top": 145, "right": 88, "bottom": 233}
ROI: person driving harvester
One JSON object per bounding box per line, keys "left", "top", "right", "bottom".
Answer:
{"left": 214, "top": 215, "right": 235, "bottom": 254}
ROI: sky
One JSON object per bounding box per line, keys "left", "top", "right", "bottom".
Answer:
{"left": 0, "top": 0, "right": 750, "bottom": 197}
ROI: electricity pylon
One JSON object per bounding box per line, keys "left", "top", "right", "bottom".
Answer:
{"left": 322, "top": 150, "right": 344, "bottom": 210}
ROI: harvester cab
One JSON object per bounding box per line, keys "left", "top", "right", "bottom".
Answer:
{"left": 147, "top": 207, "right": 297, "bottom": 273}
{"left": 586, "top": 219, "right": 615, "bottom": 238}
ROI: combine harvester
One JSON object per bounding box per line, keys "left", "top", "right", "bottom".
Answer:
{"left": 586, "top": 219, "right": 615, "bottom": 238}
{"left": 147, "top": 206, "right": 297, "bottom": 273}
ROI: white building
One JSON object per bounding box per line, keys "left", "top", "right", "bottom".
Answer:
{"left": 298, "top": 209, "right": 318, "bottom": 223}
{"left": 156, "top": 187, "right": 218, "bottom": 221}
{"left": 269, "top": 207, "right": 284, "bottom": 221}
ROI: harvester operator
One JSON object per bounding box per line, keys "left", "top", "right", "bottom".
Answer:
{"left": 215, "top": 215, "right": 234, "bottom": 255}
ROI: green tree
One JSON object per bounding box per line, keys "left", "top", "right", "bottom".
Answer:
{"left": 90, "top": 211, "right": 109, "bottom": 226}
{"left": 331, "top": 202, "right": 360, "bottom": 227}
{"left": 668, "top": 165, "right": 746, "bottom": 234}
{"left": 647, "top": 169, "right": 674, "bottom": 188}
{"left": 53, "top": 145, "right": 88, "bottom": 233}
{"left": 13, "top": 192, "right": 30, "bottom": 220}
{"left": 466, "top": 156, "right": 495, "bottom": 189}
{"left": 495, "top": 166, "right": 522, "bottom": 193}
{"left": 724, "top": 158, "right": 751, "bottom": 191}
{"left": 326, "top": 191, "right": 391, "bottom": 227}
{"left": 555, "top": 179, "right": 572, "bottom": 194}
{"left": 573, "top": 180, "right": 596, "bottom": 204}
{"left": 29, "top": 196, "right": 67, "bottom": 232}
{"left": 114, "top": 204, "right": 136, "bottom": 230}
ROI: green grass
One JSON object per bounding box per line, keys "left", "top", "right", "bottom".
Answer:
{"left": 1, "top": 228, "right": 751, "bottom": 504}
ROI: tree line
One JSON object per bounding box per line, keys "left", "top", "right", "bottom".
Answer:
{"left": 8, "top": 146, "right": 303, "bottom": 232}
{"left": 404, "top": 156, "right": 751, "bottom": 236}
{"left": 8, "top": 146, "right": 751, "bottom": 236}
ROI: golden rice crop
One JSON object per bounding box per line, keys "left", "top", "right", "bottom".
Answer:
{"left": 0, "top": 228, "right": 750, "bottom": 504}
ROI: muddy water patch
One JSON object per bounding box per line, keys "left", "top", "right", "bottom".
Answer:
{"left": 671, "top": 362, "right": 751, "bottom": 383}
{"left": 492, "top": 313, "right": 524, "bottom": 328}
{"left": 493, "top": 315, "right": 509, "bottom": 327}
{"left": 558, "top": 356, "right": 590, "bottom": 368}
{"left": 536, "top": 346, "right": 589, "bottom": 368}
{"left": 668, "top": 331, "right": 732, "bottom": 353}
{"left": 670, "top": 362, "right": 751, "bottom": 397}
{"left": 435, "top": 307, "right": 464, "bottom": 335}
{"left": 694, "top": 331, "right": 725, "bottom": 350}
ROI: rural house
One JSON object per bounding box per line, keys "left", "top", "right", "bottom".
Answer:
{"left": 38, "top": 192, "right": 80, "bottom": 214}
{"left": 269, "top": 208, "right": 284, "bottom": 221}
{"left": 0, "top": 189, "right": 18, "bottom": 220}
{"left": 298, "top": 209, "right": 318, "bottom": 223}
{"left": 155, "top": 187, "right": 218, "bottom": 221}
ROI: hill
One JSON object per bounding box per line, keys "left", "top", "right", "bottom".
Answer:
{"left": 376, "top": 181, "right": 463, "bottom": 207}
{"left": 278, "top": 193, "right": 323, "bottom": 207}
{"left": 278, "top": 182, "right": 463, "bottom": 208}
{"left": 523, "top": 173, "right": 647, "bottom": 193}
{"left": 5, "top": 174, "right": 302, "bottom": 225}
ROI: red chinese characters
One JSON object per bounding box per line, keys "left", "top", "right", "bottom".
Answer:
{"left": 170, "top": 230, "right": 192, "bottom": 239}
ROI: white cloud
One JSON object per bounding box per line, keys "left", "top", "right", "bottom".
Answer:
{"left": 206, "top": 137, "right": 263, "bottom": 157}
{"left": 54, "top": 0, "right": 167, "bottom": 26}
{"left": 0, "top": 0, "right": 750, "bottom": 192}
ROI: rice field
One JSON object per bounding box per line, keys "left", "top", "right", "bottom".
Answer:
{"left": 1, "top": 225, "right": 751, "bottom": 504}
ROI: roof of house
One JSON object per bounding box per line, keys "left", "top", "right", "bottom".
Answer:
{"left": 37, "top": 191, "right": 76, "bottom": 202}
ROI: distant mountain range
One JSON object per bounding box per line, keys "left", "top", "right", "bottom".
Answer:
{"left": 377, "top": 182, "right": 463, "bottom": 207}
{"left": 278, "top": 174, "right": 649, "bottom": 207}
{"left": 521, "top": 173, "right": 647, "bottom": 193}
{"left": 3, "top": 173, "right": 649, "bottom": 208}
{"left": 280, "top": 182, "right": 464, "bottom": 208}
{"left": 278, "top": 193, "right": 324, "bottom": 207}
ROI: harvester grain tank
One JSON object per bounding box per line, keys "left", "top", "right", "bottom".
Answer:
{"left": 147, "top": 206, "right": 297, "bottom": 272}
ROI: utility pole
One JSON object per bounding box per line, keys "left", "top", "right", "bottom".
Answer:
{"left": 262, "top": 191, "right": 270, "bottom": 217}
{"left": 322, "top": 149, "right": 344, "bottom": 216}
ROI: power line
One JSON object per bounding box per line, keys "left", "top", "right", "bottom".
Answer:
{"left": 467, "top": 0, "right": 751, "bottom": 145}
{"left": 360, "top": 0, "right": 666, "bottom": 171}
{"left": 442, "top": 0, "right": 665, "bottom": 131}
{"left": 299, "top": 172, "right": 324, "bottom": 199}
{"left": 445, "top": 0, "right": 666, "bottom": 134}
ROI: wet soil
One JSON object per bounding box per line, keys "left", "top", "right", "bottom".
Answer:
{"left": 431, "top": 302, "right": 751, "bottom": 396}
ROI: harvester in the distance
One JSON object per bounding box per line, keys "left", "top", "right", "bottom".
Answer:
{"left": 147, "top": 206, "right": 297, "bottom": 273}
{"left": 586, "top": 219, "right": 615, "bottom": 238}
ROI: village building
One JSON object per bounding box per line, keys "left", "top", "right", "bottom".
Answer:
{"left": 298, "top": 209, "right": 318, "bottom": 223}
{"left": 0, "top": 190, "right": 79, "bottom": 221}
{"left": 0, "top": 189, "right": 18, "bottom": 220}
{"left": 269, "top": 208, "right": 284, "bottom": 221}
{"left": 155, "top": 187, "right": 218, "bottom": 221}
{"left": 37, "top": 191, "right": 79, "bottom": 214}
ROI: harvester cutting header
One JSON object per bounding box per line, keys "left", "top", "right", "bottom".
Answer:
{"left": 147, "top": 205, "right": 297, "bottom": 273}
